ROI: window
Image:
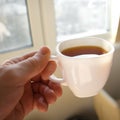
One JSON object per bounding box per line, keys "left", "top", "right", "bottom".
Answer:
{"left": 0, "top": 0, "right": 44, "bottom": 63}
{"left": 0, "top": 0, "right": 32, "bottom": 53}
{"left": 54, "top": 0, "right": 110, "bottom": 42}
{"left": 40, "top": 0, "right": 120, "bottom": 52}
{"left": 0, "top": 0, "right": 120, "bottom": 62}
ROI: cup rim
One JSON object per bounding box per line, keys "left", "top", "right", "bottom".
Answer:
{"left": 56, "top": 37, "right": 115, "bottom": 59}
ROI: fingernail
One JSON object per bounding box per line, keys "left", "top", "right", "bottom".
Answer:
{"left": 41, "top": 47, "right": 50, "bottom": 55}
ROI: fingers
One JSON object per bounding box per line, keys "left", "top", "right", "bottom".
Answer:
{"left": 31, "top": 60, "right": 57, "bottom": 82}
{"left": 2, "top": 51, "right": 37, "bottom": 65}
{"left": 32, "top": 82, "right": 57, "bottom": 104}
{"left": 21, "top": 51, "right": 37, "bottom": 60}
{"left": 41, "top": 60, "right": 57, "bottom": 80}
{"left": 34, "top": 94, "right": 48, "bottom": 112}
{"left": 32, "top": 78, "right": 62, "bottom": 100}
{"left": 23, "top": 46, "right": 50, "bottom": 73}
{"left": 32, "top": 81, "right": 62, "bottom": 112}
{"left": 38, "top": 83, "right": 57, "bottom": 104}
{"left": 48, "top": 81, "right": 62, "bottom": 97}
{"left": 17, "top": 46, "right": 51, "bottom": 83}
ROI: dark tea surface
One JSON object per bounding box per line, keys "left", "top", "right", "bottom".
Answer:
{"left": 62, "top": 46, "right": 107, "bottom": 57}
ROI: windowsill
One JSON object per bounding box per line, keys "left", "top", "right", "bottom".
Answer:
{"left": 57, "top": 30, "right": 110, "bottom": 42}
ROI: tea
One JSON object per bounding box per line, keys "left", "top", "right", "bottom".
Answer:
{"left": 62, "top": 46, "right": 107, "bottom": 57}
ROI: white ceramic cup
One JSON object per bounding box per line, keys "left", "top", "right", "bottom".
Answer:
{"left": 50, "top": 37, "right": 114, "bottom": 97}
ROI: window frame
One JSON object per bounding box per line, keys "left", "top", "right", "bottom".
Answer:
{"left": 116, "top": 18, "right": 120, "bottom": 42}
{"left": 39, "top": 0, "right": 57, "bottom": 54}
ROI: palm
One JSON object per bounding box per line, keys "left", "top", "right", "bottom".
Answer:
{"left": 2, "top": 52, "right": 36, "bottom": 120}
{"left": 5, "top": 82, "right": 34, "bottom": 120}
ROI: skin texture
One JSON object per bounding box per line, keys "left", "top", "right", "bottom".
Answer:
{"left": 0, "top": 47, "right": 62, "bottom": 120}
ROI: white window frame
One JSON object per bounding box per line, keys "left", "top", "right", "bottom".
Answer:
{"left": 39, "top": 0, "right": 57, "bottom": 54}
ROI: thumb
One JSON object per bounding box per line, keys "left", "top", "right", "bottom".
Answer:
{"left": 17, "top": 47, "right": 51, "bottom": 82}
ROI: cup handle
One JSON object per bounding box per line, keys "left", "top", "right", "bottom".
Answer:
{"left": 50, "top": 55, "right": 67, "bottom": 86}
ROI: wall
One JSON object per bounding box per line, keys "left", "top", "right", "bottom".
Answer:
{"left": 105, "top": 43, "right": 120, "bottom": 99}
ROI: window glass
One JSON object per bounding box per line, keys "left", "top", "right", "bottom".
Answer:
{"left": 0, "top": 0, "right": 32, "bottom": 53}
{"left": 54, "top": 0, "right": 109, "bottom": 41}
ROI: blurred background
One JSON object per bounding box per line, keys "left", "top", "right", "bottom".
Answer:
{"left": 0, "top": 0, "right": 120, "bottom": 120}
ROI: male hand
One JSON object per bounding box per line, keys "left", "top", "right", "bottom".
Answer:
{"left": 0, "top": 47, "right": 62, "bottom": 120}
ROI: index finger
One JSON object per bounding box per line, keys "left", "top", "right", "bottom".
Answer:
{"left": 41, "top": 60, "right": 57, "bottom": 80}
